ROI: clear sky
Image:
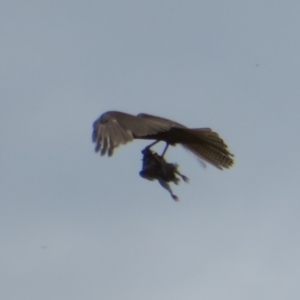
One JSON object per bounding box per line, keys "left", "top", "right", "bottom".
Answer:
{"left": 1, "top": 1, "right": 300, "bottom": 299}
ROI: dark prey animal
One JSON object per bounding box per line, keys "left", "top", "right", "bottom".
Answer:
{"left": 139, "top": 148, "right": 189, "bottom": 201}
{"left": 92, "top": 111, "right": 234, "bottom": 170}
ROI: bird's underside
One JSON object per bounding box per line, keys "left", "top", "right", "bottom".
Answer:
{"left": 92, "top": 111, "right": 234, "bottom": 170}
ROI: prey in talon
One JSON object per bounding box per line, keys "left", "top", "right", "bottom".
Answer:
{"left": 139, "top": 148, "right": 189, "bottom": 201}
{"left": 92, "top": 110, "right": 234, "bottom": 200}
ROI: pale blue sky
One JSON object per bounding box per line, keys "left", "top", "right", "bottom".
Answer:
{"left": 1, "top": 1, "right": 300, "bottom": 299}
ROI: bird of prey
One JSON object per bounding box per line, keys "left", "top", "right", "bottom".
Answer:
{"left": 92, "top": 111, "right": 234, "bottom": 170}
{"left": 140, "top": 148, "right": 189, "bottom": 201}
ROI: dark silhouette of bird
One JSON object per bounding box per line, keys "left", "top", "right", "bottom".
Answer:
{"left": 92, "top": 111, "right": 234, "bottom": 170}
{"left": 139, "top": 148, "right": 189, "bottom": 201}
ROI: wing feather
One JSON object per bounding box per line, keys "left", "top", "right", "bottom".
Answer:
{"left": 135, "top": 113, "right": 185, "bottom": 136}
{"left": 92, "top": 113, "right": 134, "bottom": 156}
{"left": 93, "top": 111, "right": 183, "bottom": 156}
{"left": 101, "top": 135, "right": 108, "bottom": 156}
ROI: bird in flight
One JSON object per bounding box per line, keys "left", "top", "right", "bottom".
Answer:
{"left": 92, "top": 111, "right": 234, "bottom": 170}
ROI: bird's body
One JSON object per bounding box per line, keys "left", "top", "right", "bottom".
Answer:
{"left": 139, "top": 148, "right": 189, "bottom": 201}
{"left": 92, "top": 111, "right": 234, "bottom": 170}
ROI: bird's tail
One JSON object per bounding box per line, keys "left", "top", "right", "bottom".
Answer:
{"left": 181, "top": 128, "right": 234, "bottom": 170}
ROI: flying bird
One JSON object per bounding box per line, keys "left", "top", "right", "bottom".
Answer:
{"left": 92, "top": 111, "right": 234, "bottom": 170}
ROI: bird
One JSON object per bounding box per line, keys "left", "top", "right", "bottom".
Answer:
{"left": 92, "top": 111, "right": 234, "bottom": 170}
{"left": 139, "top": 148, "right": 189, "bottom": 201}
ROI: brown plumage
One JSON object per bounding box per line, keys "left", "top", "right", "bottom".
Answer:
{"left": 92, "top": 111, "right": 234, "bottom": 170}
{"left": 139, "top": 148, "right": 189, "bottom": 201}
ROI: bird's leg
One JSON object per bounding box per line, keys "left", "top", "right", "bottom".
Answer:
{"left": 158, "top": 179, "right": 179, "bottom": 201}
{"left": 176, "top": 172, "right": 189, "bottom": 183}
{"left": 160, "top": 143, "right": 169, "bottom": 158}
{"left": 142, "top": 140, "right": 160, "bottom": 153}
{"left": 170, "top": 165, "right": 189, "bottom": 183}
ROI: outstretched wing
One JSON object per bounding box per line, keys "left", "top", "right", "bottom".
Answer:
{"left": 136, "top": 113, "right": 185, "bottom": 133}
{"left": 92, "top": 111, "right": 184, "bottom": 156}
{"left": 92, "top": 113, "right": 134, "bottom": 156}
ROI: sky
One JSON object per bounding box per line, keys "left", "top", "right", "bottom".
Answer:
{"left": 1, "top": 1, "right": 300, "bottom": 299}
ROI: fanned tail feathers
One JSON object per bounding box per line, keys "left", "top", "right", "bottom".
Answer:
{"left": 182, "top": 128, "right": 234, "bottom": 170}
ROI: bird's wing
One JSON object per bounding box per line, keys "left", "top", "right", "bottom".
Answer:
{"left": 133, "top": 113, "right": 185, "bottom": 137}
{"left": 137, "top": 113, "right": 186, "bottom": 135}
{"left": 92, "top": 111, "right": 185, "bottom": 156}
{"left": 92, "top": 113, "right": 134, "bottom": 156}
